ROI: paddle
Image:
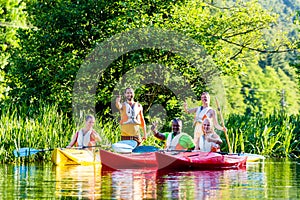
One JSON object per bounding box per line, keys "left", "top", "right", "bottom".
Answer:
{"left": 240, "top": 153, "right": 266, "bottom": 162}
{"left": 13, "top": 147, "right": 54, "bottom": 157}
{"left": 215, "top": 97, "right": 233, "bottom": 154}
{"left": 14, "top": 144, "right": 111, "bottom": 157}
{"left": 132, "top": 145, "right": 159, "bottom": 153}
{"left": 112, "top": 140, "right": 138, "bottom": 153}
{"left": 214, "top": 98, "right": 266, "bottom": 160}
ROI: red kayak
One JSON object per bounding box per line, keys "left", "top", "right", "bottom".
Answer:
{"left": 155, "top": 151, "right": 247, "bottom": 170}
{"left": 100, "top": 149, "right": 157, "bottom": 170}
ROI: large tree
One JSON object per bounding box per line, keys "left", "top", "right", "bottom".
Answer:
{"left": 6, "top": 0, "right": 295, "bottom": 118}
{"left": 0, "top": 0, "right": 26, "bottom": 101}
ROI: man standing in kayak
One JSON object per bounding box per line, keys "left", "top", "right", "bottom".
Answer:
{"left": 183, "top": 91, "right": 226, "bottom": 150}
{"left": 151, "top": 118, "right": 195, "bottom": 150}
{"left": 116, "top": 87, "right": 147, "bottom": 145}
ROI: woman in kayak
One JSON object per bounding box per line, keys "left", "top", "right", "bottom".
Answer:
{"left": 197, "top": 118, "right": 222, "bottom": 152}
{"left": 183, "top": 91, "right": 226, "bottom": 150}
{"left": 151, "top": 118, "right": 195, "bottom": 150}
{"left": 66, "top": 115, "right": 102, "bottom": 148}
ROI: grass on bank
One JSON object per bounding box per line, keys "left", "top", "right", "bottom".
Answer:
{"left": 225, "top": 112, "right": 299, "bottom": 158}
{"left": 0, "top": 104, "right": 299, "bottom": 163}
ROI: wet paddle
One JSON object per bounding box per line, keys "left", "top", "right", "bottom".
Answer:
{"left": 157, "top": 150, "right": 265, "bottom": 161}
{"left": 216, "top": 152, "right": 265, "bottom": 162}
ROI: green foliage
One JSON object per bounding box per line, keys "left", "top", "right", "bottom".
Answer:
{"left": 0, "top": 103, "right": 117, "bottom": 163}
{"left": 168, "top": 0, "right": 278, "bottom": 73}
{"left": 1, "top": 0, "right": 299, "bottom": 162}
{"left": 7, "top": 0, "right": 294, "bottom": 118}
{"left": 0, "top": 0, "right": 27, "bottom": 101}
{"left": 0, "top": 103, "right": 73, "bottom": 163}
{"left": 222, "top": 75, "right": 247, "bottom": 114}
{"left": 225, "top": 112, "right": 299, "bottom": 157}
{"left": 7, "top": 0, "right": 118, "bottom": 111}
{"left": 0, "top": 103, "right": 299, "bottom": 163}
{"left": 293, "top": 10, "right": 300, "bottom": 90}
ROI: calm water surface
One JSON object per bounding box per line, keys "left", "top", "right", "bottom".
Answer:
{"left": 0, "top": 159, "right": 299, "bottom": 199}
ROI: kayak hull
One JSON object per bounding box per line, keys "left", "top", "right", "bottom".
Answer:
{"left": 51, "top": 148, "right": 100, "bottom": 166}
{"left": 155, "top": 151, "right": 247, "bottom": 170}
{"left": 99, "top": 149, "right": 157, "bottom": 170}
{"left": 100, "top": 150, "right": 247, "bottom": 171}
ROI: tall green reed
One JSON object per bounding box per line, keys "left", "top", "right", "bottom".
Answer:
{"left": 1, "top": 103, "right": 158, "bottom": 163}
{"left": 1, "top": 103, "right": 299, "bottom": 163}
{"left": 225, "top": 112, "right": 299, "bottom": 158}
{"left": 0, "top": 103, "right": 75, "bottom": 163}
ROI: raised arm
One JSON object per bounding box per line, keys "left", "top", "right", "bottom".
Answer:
{"left": 66, "top": 132, "right": 79, "bottom": 148}
{"left": 115, "top": 95, "right": 122, "bottom": 110}
{"left": 151, "top": 122, "right": 166, "bottom": 140}
{"left": 211, "top": 109, "right": 227, "bottom": 132}
{"left": 183, "top": 100, "right": 198, "bottom": 114}
{"left": 92, "top": 131, "right": 102, "bottom": 143}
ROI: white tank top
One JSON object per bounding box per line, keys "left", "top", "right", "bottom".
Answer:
{"left": 194, "top": 106, "right": 211, "bottom": 124}
{"left": 199, "top": 134, "right": 213, "bottom": 152}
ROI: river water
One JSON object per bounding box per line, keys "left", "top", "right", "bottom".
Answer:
{"left": 0, "top": 158, "right": 299, "bottom": 199}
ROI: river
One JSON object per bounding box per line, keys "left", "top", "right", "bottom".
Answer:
{"left": 0, "top": 158, "right": 299, "bottom": 199}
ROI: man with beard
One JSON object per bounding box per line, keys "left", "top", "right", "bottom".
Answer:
{"left": 183, "top": 91, "right": 226, "bottom": 150}
{"left": 151, "top": 118, "right": 195, "bottom": 150}
{"left": 116, "top": 88, "right": 147, "bottom": 145}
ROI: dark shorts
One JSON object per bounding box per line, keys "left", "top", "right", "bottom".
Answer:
{"left": 121, "top": 136, "right": 141, "bottom": 146}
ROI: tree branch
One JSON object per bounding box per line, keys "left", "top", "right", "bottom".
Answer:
{"left": 220, "top": 37, "right": 298, "bottom": 53}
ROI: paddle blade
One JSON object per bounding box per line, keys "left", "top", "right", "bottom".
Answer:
{"left": 118, "top": 140, "right": 138, "bottom": 149}
{"left": 242, "top": 153, "right": 265, "bottom": 162}
{"left": 13, "top": 148, "right": 40, "bottom": 157}
{"left": 133, "top": 146, "right": 159, "bottom": 153}
{"left": 111, "top": 140, "right": 138, "bottom": 153}
{"left": 112, "top": 143, "right": 134, "bottom": 153}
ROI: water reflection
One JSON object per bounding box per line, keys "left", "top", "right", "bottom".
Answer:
{"left": 13, "top": 165, "right": 37, "bottom": 199}
{"left": 55, "top": 164, "right": 102, "bottom": 199}
{"left": 99, "top": 160, "right": 299, "bottom": 200}
{"left": 4, "top": 163, "right": 56, "bottom": 199}
{"left": 155, "top": 169, "right": 250, "bottom": 200}
{"left": 0, "top": 159, "right": 299, "bottom": 199}
{"left": 102, "top": 169, "right": 157, "bottom": 199}
{"left": 101, "top": 168, "right": 250, "bottom": 200}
